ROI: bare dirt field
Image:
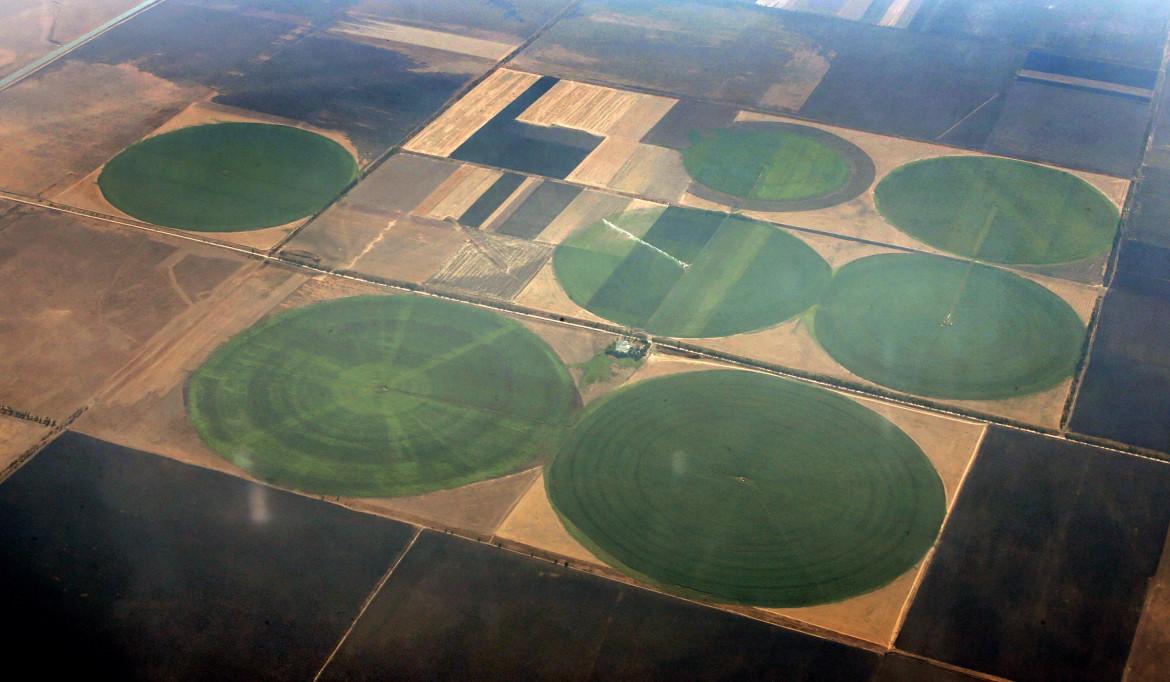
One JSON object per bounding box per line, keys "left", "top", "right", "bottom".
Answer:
{"left": 516, "top": 80, "right": 673, "bottom": 138}
{"left": 0, "top": 415, "right": 51, "bottom": 474}
{"left": 0, "top": 206, "right": 250, "bottom": 419}
{"left": 494, "top": 471, "right": 602, "bottom": 564}
{"left": 0, "top": 60, "right": 206, "bottom": 196}
{"left": 351, "top": 468, "right": 542, "bottom": 536}
{"left": 349, "top": 215, "right": 469, "bottom": 283}
{"left": 0, "top": 0, "right": 144, "bottom": 80}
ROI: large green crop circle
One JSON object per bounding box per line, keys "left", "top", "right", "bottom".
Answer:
{"left": 814, "top": 254, "right": 1086, "bottom": 400}
{"left": 680, "top": 122, "right": 875, "bottom": 210}
{"left": 553, "top": 208, "right": 830, "bottom": 337}
{"left": 99, "top": 122, "right": 357, "bottom": 232}
{"left": 187, "top": 295, "right": 580, "bottom": 497}
{"left": 546, "top": 370, "right": 946, "bottom": 606}
{"left": 874, "top": 156, "right": 1119, "bottom": 264}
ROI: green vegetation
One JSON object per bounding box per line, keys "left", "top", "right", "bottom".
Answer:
{"left": 554, "top": 207, "right": 830, "bottom": 337}
{"left": 546, "top": 369, "right": 946, "bottom": 606}
{"left": 874, "top": 156, "right": 1120, "bottom": 264}
{"left": 814, "top": 253, "right": 1086, "bottom": 400}
{"left": 683, "top": 128, "right": 852, "bottom": 201}
{"left": 99, "top": 122, "right": 358, "bottom": 232}
{"left": 187, "top": 295, "right": 580, "bottom": 497}
{"left": 571, "top": 349, "right": 642, "bottom": 389}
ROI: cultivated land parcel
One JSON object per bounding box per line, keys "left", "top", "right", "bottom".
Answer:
{"left": 2, "top": 1, "right": 1170, "bottom": 680}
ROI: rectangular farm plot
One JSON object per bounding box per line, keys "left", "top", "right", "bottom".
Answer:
{"left": 0, "top": 432, "right": 417, "bottom": 680}
{"left": 1069, "top": 241, "right": 1170, "bottom": 453}
{"left": 428, "top": 232, "right": 555, "bottom": 301}
{"left": 318, "top": 530, "right": 881, "bottom": 681}
{"left": 896, "top": 427, "right": 1170, "bottom": 682}
{"left": 0, "top": 207, "right": 248, "bottom": 419}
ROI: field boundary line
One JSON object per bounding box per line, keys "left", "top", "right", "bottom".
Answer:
{"left": 888, "top": 424, "right": 988, "bottom": 648}
{"left": 0, "top": 0, "right": 170, "bottom": 93}
{"left": 267, "top": 0, "right": 587, "bottom": 256}
{"left": 312, "top": 526, "right": 423, "bottom": 682}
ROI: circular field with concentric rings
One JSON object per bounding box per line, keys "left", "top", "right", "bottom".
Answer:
{"left": 99, "top": 122, "right": 357, "bottom": 232}
{"left": 814, "top": 253, "right": 1086, "bottom": 400}
{"left": 545, "top": 370, "right": 946, "bottom": 607}
{"left": 187, "top": 295, "right": 580, "bottom": 497}
{"left": 553, "top": 207, "right": 830, "bottom": 338}
{"left": 873, "top": 155, "right": 1119, "bottom": 264}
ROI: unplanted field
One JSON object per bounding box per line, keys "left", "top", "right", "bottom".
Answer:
{"left": 814, "top": 253, "right": 1086, "bottom": 400}
{"left": 553, "top": 207, "right": 831, "bottom": 337}
{"left": 99, "top": 122, "right": 357, "bottom": 232}
{"left": 874, "top": 156, "right": 1120, "bottom": 265}
{"left": 187, "top": 295, "right": 581, "bottom": 497}
{"left": 545, "top": 369, "right": 947, "bottom": 607}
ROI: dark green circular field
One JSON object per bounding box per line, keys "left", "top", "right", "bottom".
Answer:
{"left": 683, "top": 127, "right": 851, "bottom": 202}
{"left": 814, "top": 254, "right": 1086, "bottom": 400}
{"left": 546, "top": 370, "right": 946, "bottom": 607}
{"left": 874, "top": 156, "right": 1119, "bottom": 264}
{"left": 553, "top": 207, "right": 830, "bottom": 338}
{"left": 99, "top": 122, "right": 357, "bottom": 232}
{"left": 187, "top": 295, "right": 580, "bottom": 497}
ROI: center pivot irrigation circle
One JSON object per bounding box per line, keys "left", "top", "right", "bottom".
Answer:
{"left": 874, "top": 155, "right": 1119, "bottom": 264}
{"left": 553, "top": 207, "right": 830, "bottom": 338}
{"left": 682, "top": 122, "right": 876, "bottom": 211}
{"left": 546, "top": 370, "right": 946, "bottom": 607}
{"left": 187, "top": 295, "right": 580, "bottom": 497}
{"left": 98, "top": 122, "right": 358, "bottom": 232}
{"left": 814, "top": 253, "right": 1086, "bottom": 400}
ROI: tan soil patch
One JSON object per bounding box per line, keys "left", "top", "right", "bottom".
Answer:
{"left": 329, "top": 17, "right": 515, "bottom": 61}
{"left": 513, "top": 262, "right": 609, "bottom": 326}
{"left": 73, "top": 264, "right": 308, "bottom": 478}
{"left": 350, "top": 468, "right": 543, "bottom": 535}
{"left": 1012, "top": 270, "right": 1102, "bottom": 324}
{"left": 0, "top": 415, "right": 52, "bottom": 474}
{"left": 0, "top": 207, "right": 249, "bottom": 418}
{"left": 531, "top": 189, "right": 632, "bottom": 244}
{"left": 494, "top": 472, "right": 602, "bottom": 564}
{"left": 350, "top": 215, "right": 469, "bottom": 283}
{"left": 281, "top": 202, "right": 395, "bottom": 269}
{"left": 607, "top": 93, "right": 678, "bottom": 140}
{"left": 404, "top": 68, "right": 540, "bottom": 156}
{"left": 607, "top": 144, "right": 691, "bottom": 203}
{"left": 566, "top": 136, "right": 640, "bottom": 186}
{"left": 758, "top": 47, "right": 833, "bottom": 111}
{"left": 0, "top": 0, "right": 143, "bottom": 80}
{"left": 0, "top": 60, "right": 207, "bottom": 196}
{"left": 517, "top": 80, "right": 668, "bottom": 137}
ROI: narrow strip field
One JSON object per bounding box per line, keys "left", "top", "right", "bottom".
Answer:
{"left": 187, "top": 295, "right": 580, "bottom": 497}
{"left": 546, "top": 370, "right": 947, "bottom": 606}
